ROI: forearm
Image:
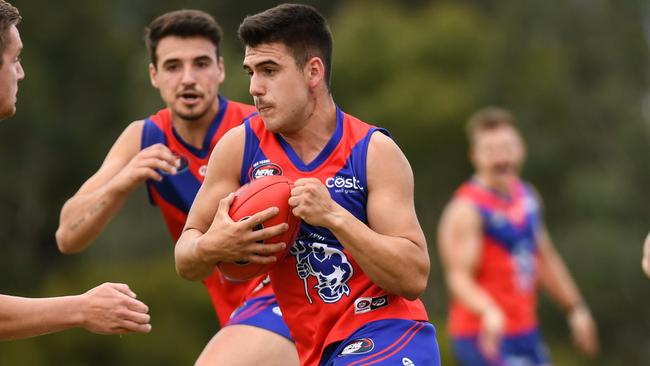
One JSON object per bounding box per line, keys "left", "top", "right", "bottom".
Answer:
{"left": 0, "top": 295, "right": 82, "bottom": 340}
{"left": 447, "top": 271, "right": 499, "bottom": 315}
{"left": 538, "top": 249, "right": 584, "bottom": 312}
{"left": 175, "top": 229, "right": 216, "bottom": 281}
{"left": 328, "top": 209, "right": 429, "bottom": 300}
{"left": 56, "top": 182, "right": 130, "bottom": 254}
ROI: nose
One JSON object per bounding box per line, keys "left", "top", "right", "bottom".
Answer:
{"left": 16, "top": 61, "right": 24, "bottom": 81}
{"left": 248, "top": 73, "right": 264, "bottom": 97}
{"left": 180, "top": 64, "right": 196, "bottom": 86}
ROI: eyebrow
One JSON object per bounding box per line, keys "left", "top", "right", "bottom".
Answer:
{"left": 161, "top": 55, "right": 213, "bottom": 65}
{"left": 243, "top": 59, "right": 280, "bottom": 70}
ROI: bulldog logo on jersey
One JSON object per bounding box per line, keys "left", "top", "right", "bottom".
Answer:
{"left": 290, "top": 240, "right": 353, "bottom": 304}
{"left": 250, "top": 159, "right": 283, "bottom": 180}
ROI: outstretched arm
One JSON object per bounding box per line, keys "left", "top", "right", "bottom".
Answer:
{"left": 289, "top": 132, "right": 428, "bottom": 300}
{"left": 536, "top": 225, "right": 599, "bottom": 357}
{"left": 56, "top": 121, "right": 178, "bottom": 253}
{"left": 0, "top": 283, "right": 151, "bottom": 340}
{"left": 175, "top": 127, "right": 288, "bottom": 281}
{"left": 437, "top": 198, "right": 504, "bottom": 359}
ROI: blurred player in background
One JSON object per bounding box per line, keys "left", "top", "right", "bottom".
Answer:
{"left": 438, "top": 107, "right": 599, "bottom": 365}
{"left": 641, "top": 233, "right": 650, "bottom": 277}
{"left": 0, "top": 0, "right": 151, "bottom": 339}
{"left": 175, "top": 4, "right": 440, "bottom": 365}
{"left": 55, "top": 9, "right": 297, "bottom": 365}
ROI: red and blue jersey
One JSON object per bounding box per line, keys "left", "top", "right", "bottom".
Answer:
{"left": 449, "top": 179, "right": 541, "bottom": 337}
{"left": 240, "top": 107, "right": 429, "bottom": 366}
{"left": 141, "top": 96, "right": 270, "bottom": 326}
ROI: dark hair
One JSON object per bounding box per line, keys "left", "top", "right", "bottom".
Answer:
{"left": 238, "top": 3, "right": 333, "bottom": 89}
{"left": 0, "top": 0, "right": 20, "bottom": 65}
{"left": 466, "top": 106, "right": 520, "bottom": 143}
{"left": 145, "top": 9, "right": 222, "bottom": 68}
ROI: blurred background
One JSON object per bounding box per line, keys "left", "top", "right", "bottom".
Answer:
{"left": 0, "top": 0, "right": 648, "bottom": 364}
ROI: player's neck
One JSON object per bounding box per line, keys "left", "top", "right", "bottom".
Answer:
{"left": 474, "top": 173, "right": 514, "bottom": 196}
{"left": 280, "top": 95, "right": 337, "bottom": 164}
{"left": 170, "top": 100, "right": 219, "bottom": 149}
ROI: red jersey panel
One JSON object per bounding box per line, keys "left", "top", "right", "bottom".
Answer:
{"left": 141, "top": 96, "right": 273, "bottom": 326}
{"left": 240, "top": 108, "right": 429, "bottom": 366}
{"left": 449, "top": 179, "right": 541, "bottom": 337}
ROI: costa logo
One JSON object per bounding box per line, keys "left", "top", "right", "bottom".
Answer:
{"left": 251, "top": 163, "right": 282, "bottom": 180}
{"left": 325, "top": 176, "right": 364, "bottom": 191}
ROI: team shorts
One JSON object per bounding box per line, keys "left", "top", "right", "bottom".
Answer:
{"left": 320, "top": 319, "right": 440, "bottom": 366}
{"left": 224, "top": 294, "right": 293, "bottom": 341}
{"left": 452, "top": 328, "right": 551, "bottom": 366}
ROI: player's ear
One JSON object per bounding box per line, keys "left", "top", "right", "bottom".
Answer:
{"left": 305, "top": 56, "right": 324, "bottom": 89}
{"left": 149, "top": 63, "right": 159, "bottom": 88}
{"left": 217, "top": 56, "right": 226, "bottom": 84}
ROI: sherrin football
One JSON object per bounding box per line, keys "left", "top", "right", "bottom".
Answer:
{"left": 217, "top": 175, "right": 300, "bottom": 281}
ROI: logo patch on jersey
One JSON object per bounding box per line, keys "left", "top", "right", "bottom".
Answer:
{"left": 290, "top": 240, "right": 353, "bottom": 304}
{"left": 199, "top": 165, "right": 208, "bottom": 177}
{"left": 354, "top": 295, "right": 389, "bottom": 314}
{"left": 402, "top": 357, "right": 415, "bottom": 366}
{"left": 250, "top": 161, "right": 283, "bottom": 180}
{"left": 272, "top": 306, "right": 282, "bottom": 317}
{"left": 338, "top": 338, "right": 374, "bottom": 356}
{"left": 325, "top": 175, "right": 364, "bottom": 194}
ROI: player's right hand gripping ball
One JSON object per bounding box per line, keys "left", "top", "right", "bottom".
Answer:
{"left": 218, "top": 175, "right": 300, "bottom": 281}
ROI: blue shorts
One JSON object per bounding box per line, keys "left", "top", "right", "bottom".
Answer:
{"left": 320, "top": 319, "right": 440, "bottom": 366}
{"left": 224, "top": 294, "right": 293, "bottom": 341}
{"left": 452, "top": 328, "right": 551, "bottom": 366}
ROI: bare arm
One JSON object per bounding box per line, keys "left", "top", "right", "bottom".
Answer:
{"left": 537, "top": 225, "right": 599, "bottom": 356}
{"left": 175, "top": 126, "right": 288, "bottom": 281}
{"left": 437, "top": 198, "right": 504, "bottom": 358}
{"left": 0, "top": 283, "right": 151, "bottom": 340}
{"left": 56, "top": 121, "right": 178, "bottom": 253}
{"left": 289, "top": 133, "right": 428, "bottom": 300}
{"left": 437, "top": 199, "right": 499, "bottom": 314}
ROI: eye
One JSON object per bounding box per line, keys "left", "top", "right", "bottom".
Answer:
{"left": 196, "top": 59, "right": 211, "bottom": 68}
{"left": 263, "top": 67, "right": 275, "bottom": 76}
{"left": 164, "top": 63, "right": 179, "bottom": 72}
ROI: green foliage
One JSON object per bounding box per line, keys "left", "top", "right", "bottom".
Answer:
{"left": 0, "top": 0, "right": 648, "bottom": 365}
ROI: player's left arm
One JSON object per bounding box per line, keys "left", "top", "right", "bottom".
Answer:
{"left": 290, "top": 132, "right": 428, "bottom": 300}
{"left": 535, "top": 192, "right": 599, "bottom": 357}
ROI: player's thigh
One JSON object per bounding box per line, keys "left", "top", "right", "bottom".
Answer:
{"left": 194, "top": 324, "right": 299, "bottom": 366}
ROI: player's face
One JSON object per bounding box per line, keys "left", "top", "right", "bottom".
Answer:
{"left": 0, "top": 25, "right": 24, "bottom": 120}
{"left": 150, "top": 36, "right": 224, "bottom": 122}
{"left": 470, "top": 126, "right": 526, "bottom": 186}
{"left": 243, "top": 42, "right": 311, "bottom": 133}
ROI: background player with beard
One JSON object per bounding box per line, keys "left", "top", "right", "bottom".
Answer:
{"left": 438, "top": 107, "right": 599, "bottom": 365}
{"left": 55, "top": 9, "right": 297, "bottom": 366}
{"left": 0, "top": 0, "right": 151, "bottom": 340}
{"left": 175, "top": 4, "right": 440, "bottom": 365}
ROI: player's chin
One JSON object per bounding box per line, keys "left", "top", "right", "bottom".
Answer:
{"left": 176, "top": 106, "right": 209, "bottom": 121}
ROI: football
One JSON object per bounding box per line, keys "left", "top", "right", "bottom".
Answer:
{"left": 217, "top": 175, "right": 300, "bottom": 281}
